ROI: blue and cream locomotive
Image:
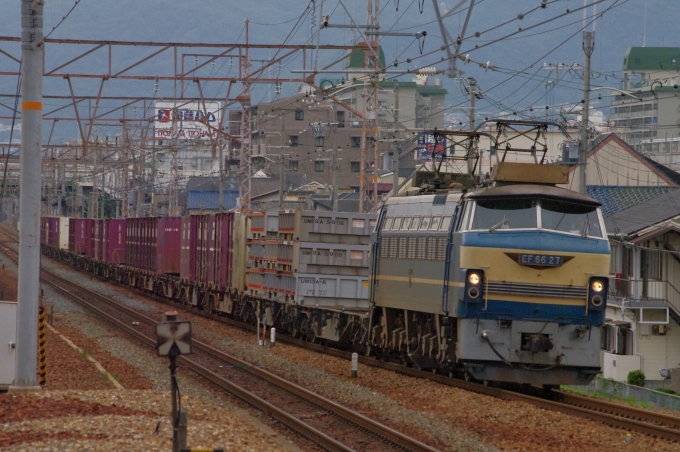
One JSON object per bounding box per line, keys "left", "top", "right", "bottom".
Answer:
{"left": 368, "top": 162, "right": 610, "bottom": 386}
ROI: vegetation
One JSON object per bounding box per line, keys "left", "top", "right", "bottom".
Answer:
{"left": 627, "top": 370, "right": 646, "bottom": 387}
{"left": 656, "top": 388, "right": 679, "bottom": 395}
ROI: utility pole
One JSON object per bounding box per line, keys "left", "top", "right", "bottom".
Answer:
{"left": 371, "top": 0, "right": 381, "bottom": 213}
{"left": 219, "top": 143, "right": 225, "bottom": 210}
{"left": 278, "top": 154, "right": 285, "bottom": 207}
{"left": 579, "top": 31, "right": 594, "bottom": 194}
{"left": 332, "top": 145, "right": 339, "bottom": 212}
{"left": 468, "top": 78, "right": 476, "bottom": 131}
{"left": 122, "top": 120, "right": 130, "bottom": 217}
{"left": 14, "top": 0, "right": 44, "bottom": 390}
{"left": 238, "top": 20, "right": 253, "bottom": 212}
{"left": 392, "top": 83, "right": 399, "bottom": 196}
{"left": 467, "top": 78, "right": 477, "bottom": 174}
{"left": 91, "top": 150, "right": 97, "bottom": 218}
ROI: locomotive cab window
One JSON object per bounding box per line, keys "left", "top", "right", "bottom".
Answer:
{"left": 382, "top": 217, "right": 393, "bottom": 231}
{"left": 470, "top": 199, "right": 537, "bottom": 230}
{"left": 440, "top": 216, "right": 452, "bottom": 231}
{"left": 410, "top": 217, "right": 422, "bottom": 230}
{"left": 393, "top": 217, "right": 403, "bottom": 230}
{"left": 540, "top": 199, "right": 603, "bottom": 238}
{"left": 429, "top": 216, "right": 441, "bottom": 231}
{"left": 420, "top": 217, "right": 431, "bottom": 231}
{"left": 401, "top": 217, "right": 413, "bottom": 230}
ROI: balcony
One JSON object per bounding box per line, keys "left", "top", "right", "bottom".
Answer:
{"left": 609, "top": 277, "right": 680, "bottom": 324}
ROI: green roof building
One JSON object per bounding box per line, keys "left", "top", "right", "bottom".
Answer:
{"left": 611, "top": 47, "right": 680, "bottom": 156}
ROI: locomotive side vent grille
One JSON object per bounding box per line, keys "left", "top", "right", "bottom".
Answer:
{"left": 433, "top": 195, "right": 447, "bottom": 205}
{"left": 487, "top": 281, "right": 587, "bottom": 299}
{"left": 407, "top": 237, "right": 417, "bottom": 259}
{"left": 398, "top": 237, "right": 408, "bottom": 260}
{"left": 417, "top": 237, "right": 427, "bottom": 260}
{"left": 426, "top": 236, "right": 438, "bottom": 261}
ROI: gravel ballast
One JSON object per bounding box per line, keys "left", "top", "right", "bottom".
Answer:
{"left": 9, "top": 247, "right": 679, "bottom": 451}
{"left": 0, "top": 390, "right": 288, "bottom": 451}
{"left": 0, "top": 248, "right": 301, "bottom": 452}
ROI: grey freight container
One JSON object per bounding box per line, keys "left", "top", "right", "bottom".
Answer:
{"left": 278, "top": 210, "right": 377, "bottom": 244}
{"left": 246, "top": 269, "right": 263, "bottom": 297}
{"left": 280, "top": 241, "right": 370, "bottom": 275}
{"left": 280, "top": 273, "right": 369, "bottom": 310}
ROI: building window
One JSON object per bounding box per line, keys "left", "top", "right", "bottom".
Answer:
{"left": 644, "top": 248, "right": 661, "bottom": 280}
{"left": 315, "top": 136, "right": 324, "bottom": 148}
{"left": 351, "top": 136, "right": 361, "bottom": 148}
{"left": 315, "top": 160, "right": 325, "bottom": 172}
{"left": 295, "top": 109, "right": 304, "bottom": 121}
{"left": 252, "top": 157, "right": 265, "bottom": 170}
{"left": 610, "top": 244, "right": 622, "bottom": 275}
{"left": 289, "top": 160, "right": 298, "bottom": 172}
{"left": 351, "top": 161, "right": 360, "bottom": 173}
{"left": 289, "top": 135, "right": 299, "bottom": 147}
{"left": 336, "top": 111, "right": 345, "bottom": 128}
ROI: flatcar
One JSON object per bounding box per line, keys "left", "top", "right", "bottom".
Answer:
{"left": 368, "top": 163, "right": 610, "bottom": 386}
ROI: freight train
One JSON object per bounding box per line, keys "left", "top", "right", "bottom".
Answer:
{"left": 40, "top": 162, "right": 610, "bottom": 387}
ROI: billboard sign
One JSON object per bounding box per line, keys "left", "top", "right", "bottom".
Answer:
{"left": 154, "top": 102, "right": 222, "bottom": 140}
{"left": 416, "top": 132, "right": 447, "bottom": 160}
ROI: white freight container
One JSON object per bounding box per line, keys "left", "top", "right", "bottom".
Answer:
{"left": 57, "top": 216, "right": 69, "bottom": 250}
{"left": 0, "top": 301, "right": 17, "bottom": 390}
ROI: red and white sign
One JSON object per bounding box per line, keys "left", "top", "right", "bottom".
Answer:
{"left": 154, "top": 101, "right": 222, "bottom": 140}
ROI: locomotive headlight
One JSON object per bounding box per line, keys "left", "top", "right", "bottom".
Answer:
{"left": 468, "top": 273, "right": 480, "bottom": 285}
{"left": 592, "top": 281, "right": 604, "bottom": 293}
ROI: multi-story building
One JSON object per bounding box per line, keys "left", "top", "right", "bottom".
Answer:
{"left": 228, "top": 43, "right": 447, "bottom": 197}
{"left": 611, "top": 47, "right": 680, "bottom": 162}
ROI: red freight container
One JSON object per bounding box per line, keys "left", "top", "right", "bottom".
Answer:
{"left": 195, "top": 214, "right": 211, "bottom": 283}
{"left": 180, "top": 216, "right": 197, "bottom": 283}
{"left": 103, "top": 219, "right": 126, "bottom": 264}
{"left": 126, "top": 217, "right": 181, "bottom": 275}
{"left": 157, "top": 217, "right": 181, "bottom": 275}
{"left": 93, "top": 219, "right": 103, "bottom": 261}
{"left": 182, "top": 213, "right": 235, "bottom": 289}
{"left": 41, "top": 216, "right": 48, "bottom": 245}
{"left": 69, "top": 218, "right": 94, "bottom": 256}
{"left": 214, "top": 212, "right": 235, "bottom": 289}
{"left": 48, "top": 217, "right": 58, "bottom": 248}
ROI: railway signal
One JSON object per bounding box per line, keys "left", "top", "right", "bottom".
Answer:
{"left": 156, "top": 314, "right": 192, "bottom": 357}
{"left": 156, "top": 311, "right": 192, "bottom": 452}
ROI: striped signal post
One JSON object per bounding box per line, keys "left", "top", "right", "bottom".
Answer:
{"left": 38, "top": 306, "right": 46, "bottom": 386}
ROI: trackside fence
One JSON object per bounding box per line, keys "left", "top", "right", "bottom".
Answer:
{"left": 568, "top": 377, "right": 680, "bottom": 411}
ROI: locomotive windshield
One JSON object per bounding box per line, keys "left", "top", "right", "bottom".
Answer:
{"left": 468, "top": 197, "right": 603, "bottom": 238}
{"left": 470, "top": 199, "right": 537, "bottom": 230}
{"left": 540, "top": 199, "right": 603, "bottom": 238}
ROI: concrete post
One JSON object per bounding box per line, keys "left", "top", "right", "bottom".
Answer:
{"left": 579, "top": 31, "right": 595, "bottom": 194}
{"left": 392, "top": 83, "right": 399, "bottom": 197}
{"left": 219, "top": 143, "right": 224, "bottom": 211}
{"left": 467, "top": 78, "right": 476, "bottom": 175}
{"left": 14, "top": 0, "right": 44, "bottom": 389}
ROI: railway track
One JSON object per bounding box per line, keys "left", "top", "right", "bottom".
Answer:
{"left": 4, "top": 225, "right": 680, "bottom": 443}
{"left": 0, "top": 231, "right": 438, "bottom": 452}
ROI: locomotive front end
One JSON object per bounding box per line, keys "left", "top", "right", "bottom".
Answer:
{"left": 455, "top": 185, "right": 610, "bottom": 386}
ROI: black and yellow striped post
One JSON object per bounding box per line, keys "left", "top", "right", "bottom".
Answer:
{"left": 38, "top": 306, "right": 46, "bottom": 386}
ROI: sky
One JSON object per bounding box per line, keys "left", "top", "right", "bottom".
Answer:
{"left": 0, "top": 0, "right": 676, "bottom": 143}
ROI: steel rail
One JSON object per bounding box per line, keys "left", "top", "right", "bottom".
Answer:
{"left": 0, "top": 233, "right": 438, "bottom": 452}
